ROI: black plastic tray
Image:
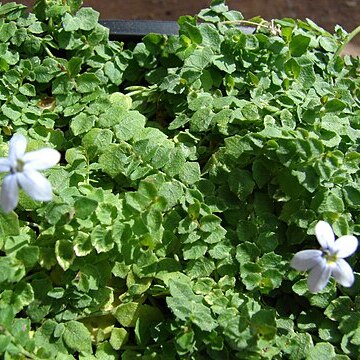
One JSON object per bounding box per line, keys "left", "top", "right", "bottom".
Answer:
{"left": 100, "top": 20, "right": 179, "bottom": 40}
{"left": 100, "top": 19, "right": 254, "bottom": 41}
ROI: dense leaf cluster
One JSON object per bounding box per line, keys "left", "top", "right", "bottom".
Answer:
{"left": 0, "top": 0, "right": 359, "bottom": 358}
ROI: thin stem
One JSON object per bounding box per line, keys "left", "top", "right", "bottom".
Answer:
{"left": 43, "top": 43, "right": 55, "bottom": 58}
{"left": 220, "top": 19, "right": 268, "bottom": 29}
{"left": 335, "top": 24, "right": 360, "bottom": 57}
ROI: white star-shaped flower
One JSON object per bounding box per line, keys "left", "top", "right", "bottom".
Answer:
{"left": 0, "top": 133, "right": 60, "bottom": 213}
{"left": 291, "top": 220, "right": 358, "bottom": 293}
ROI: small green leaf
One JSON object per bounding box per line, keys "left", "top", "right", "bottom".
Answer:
{"left": 74, "top": 197, "right": 98, "bottom": 219}
{"left": 52, "top": 74, "right": 74, "bottom": 94}
{"left": 183, "top": 241, "right": 207, "bottom": 260}
{"left": 319, "top": 36, "right": 338, "bottom": 52}
{"left": 113, "top": 111, "right": 146, "bottom": 141}
{"left": 290, "top": 34, "right": 311, "bottom": 57}
{"left": 19, "top": 83, "right": 36, "bottom": 96}
{"left": 311, "top": 190, "right": 344, "bottom": 213}
{"left": 55, "top": 239, "right": 75, "bottom": 271}
{"left": 179, "top": 162, "right": 201, "bottom": 185}
{"left": 34, "top": 320, "right": 68, "bottom": 357}
{"left": 252, "top": 159, "right": 272, "bottom": 189}
{"left": 307, "top": 342, "right": 336, "bottom": 360}
{"left": 47, "top": 287, "right": 65, "bottom": 299}
{"left": 63, "top": 320, "right": 92, "bottom": 354}
{"left": 62, "top": 13, "right": 79, "bottom": 31}
{"left": 186, "top": 257, "right": 215, "bottom": 279}
{"left": 208, "top": 241, "right": 233, "bottom": 259}
{"left": 292, "top": 279, "right": 310, "bottom": 296}
{"left": 82, "top": 128, "right": 113, "bottom": 159}
{"left": 104, "top": 61, "right": 123, "bottom": 85}
{"left": 343, "top": 184, "right": 360, "bottom": 209}
{"left": 251, "top": 309, "right": 276, "bottom": 340}
{"left": 70, "top": 113, "right": 96, "bottom": 136}
{"left": 324, "top": 296, "right": 353, "bottom": 322}
{"left": 76, "top": 73, "right": 101, "bottom": 93}
{"left": 0, "top": 305, "right": 14, "bottom": 329}
{"left": 110, "top": 328, "right": 128, "bottom": 350}
{"left": 0, "top": 21, "right": 17, "bottom": 42}
{"left": 76, "top": 7, "right": 100, "bottom": 31}
{"left": 0, "top": 212, "right": 20, "bottom": 237}
{"left": 189, "top": 107, "right": 213, "bottom": 132}
{"left": 236, "top": 242, "right": 261, "bottom": 265}
{"left": 67, "top": 57, "right": 82, "bottom": 77}
{"left": 200, "top": 214, "right": 222, "bottom": 232}
{"left": 167, "top": 279, "right": 217, "bottom": 332}
{"left": 178, "top": 15, "right": 202, "bottom": 44}
{"left": 241, "top": 103, "right": 259, "bottom": 121}
{"left": 1, "top": 103, "right": 21, "bottom": 121}
{"left": 114, "top": 302, "right": 142, "bottom": 327}
{"left": 228, "top": 169, "right": 255, "bottom": 200}
{"left": 0, "top": 335, "right": 11, "bottom": 353}
{"left": 0, "top": 256, "right": 25, "bottom": 283}
{"left": 199, "top": 23, "right": 222, "bottom": 51}
{"left": 12, "top": 282, "right": 34, "bottom": 313}
{"left": 324, "top": 99, "right": 347, "bottom": 113}
{"left": 16, "top": 245, "right": 39, "bottom": 267}
{"left": 91, "top": 226, "right": 114, "bottom": 253}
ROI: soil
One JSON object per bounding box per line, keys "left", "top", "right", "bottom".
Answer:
{"left": 4, "top": 0, "right": 360, "bottom": 54}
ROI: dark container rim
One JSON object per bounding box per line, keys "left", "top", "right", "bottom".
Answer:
{"left": 99, "top": 19, "right": 255, "bottom": 41}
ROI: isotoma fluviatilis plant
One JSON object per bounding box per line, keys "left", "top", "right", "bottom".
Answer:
{"left": 0, "top": 0, "right": 359, "bottom": 358}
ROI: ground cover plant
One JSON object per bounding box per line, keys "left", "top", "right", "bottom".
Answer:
{"left": 0, "top": 0, "right": 360, "bottom": 358}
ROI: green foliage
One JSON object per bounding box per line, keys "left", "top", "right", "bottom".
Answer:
{"left": 0, "top": 0, "right": 359, "bottom": 358}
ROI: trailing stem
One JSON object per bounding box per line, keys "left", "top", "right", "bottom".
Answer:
{"left": 335, "top": 24, "right": 360, "bottom": 57}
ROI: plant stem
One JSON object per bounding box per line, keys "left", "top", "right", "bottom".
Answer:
{"left": 43, "top": 43, "right": 55, "bottom": 58}
{"left": 220, "top": 19, "right": 267, "bottom": 29}
{"left": 335, "top": 24, "right": 360, "bottom": 57}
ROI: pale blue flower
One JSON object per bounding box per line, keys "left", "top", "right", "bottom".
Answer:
{"left": 291, "top": 220, "right": 358, "bottom": 293}
{"left": 0, "top": 133, "right": 60, "bottom": 213}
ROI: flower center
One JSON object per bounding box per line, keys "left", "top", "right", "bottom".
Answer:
{"left": 323, "top": 249, "right": 337, "bottom": 265}
{"left": 12, "top": 158, "right": 25, "bottom": 173}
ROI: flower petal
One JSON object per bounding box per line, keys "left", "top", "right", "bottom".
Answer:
{"left": 23, "top": 148, "right": 61, "bottom": 171}
{"left": 332, "top": 235, "right": 358, "bottom": 258}
{"left": 8, "top": 133, "right": 27, "bottom": 164}
{"left": 290, "top": 250, "right": 323, "bottom": 271}
{"left": 0, "top": 174, "right": 19, "bottom": 213}
{"left": 307, "top": 259, "right": 331, "bottom": 293}
{"left": 17, "top": 170, "right": 53, "bottom": 201}
{"left": 332, "top": 259, "right": 355, "bottom": 287}
{"left": 0, "top": 158, "right": 11, "bottom": 173}
{"left": 315, "top": 220, "right": 335, "bottom": 250}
